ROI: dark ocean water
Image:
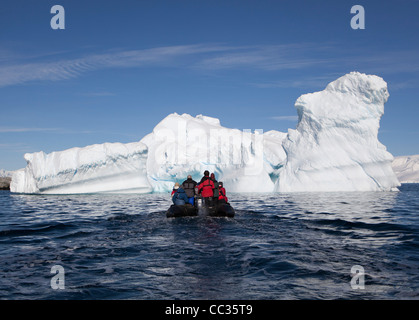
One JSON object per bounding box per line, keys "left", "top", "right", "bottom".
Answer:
{"left": 0, "top": 184, "right": 418, "bottom": 300}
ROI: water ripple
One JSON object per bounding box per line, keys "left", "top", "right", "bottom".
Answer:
{"left": 0, "top": 185, "right": 418, "bottom": 299}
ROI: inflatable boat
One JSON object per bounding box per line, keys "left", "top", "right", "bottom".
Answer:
{"left": 166, "top": 197, "right": 235, "bottom": 218}
{"left": 209, "top": 202, "right": 235, "bottom": 218}
{"left": 166, "top": 203, "right": 198, "bottom": 218}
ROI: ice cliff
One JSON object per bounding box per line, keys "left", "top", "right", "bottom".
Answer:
{"left": 277, "top": 72, "right": 399, "bottom": 191}
{"left": 11, "top": 142, "right": 151, "bottom": 194}
{"left": 11, "top": 72, "right": 400, "bottom": 194}
{"left": 140, "top": 113, "right": 286, "bottom": 193}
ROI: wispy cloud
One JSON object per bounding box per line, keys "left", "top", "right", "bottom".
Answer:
{"left": 253, "top": 74, "right": 344, "bottom": 89}
{"left": 387, "top": 78, "right": 419, "bottom": 90}
{"left": 0, "top": 44, "right": 230, "bottom": 87}
{"left": 0, "top": 127, "right": 59, "bottom": 133}
{"left": 0, "top": 142, "right": 34, "bottom": 154}
{"left": 270, "top": 116, "right": 298, "bottom": 121}
{"left": 80, "top": 91, "right": 116, "bottom": 97}
{"left": 0, "top": 126, "right": 136, "bottom": 138}
{"left": 1, "top": 43, "right": 418, "bottom": 88}
{"left": 195, "top": 44, "right": 331, "bottom": 71}
{"left": 0, "top": 43, "right": 335, "bottom": 87}
{"left": 0, "top": 143, "right": 23, "bottom": 147}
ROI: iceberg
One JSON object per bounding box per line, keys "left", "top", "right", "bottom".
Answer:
{"left": 392, "top": 155, "right": 419, "bottom": 183}
{"left": 11, "top": 142, "right": 151, "bottom": 194}
{"left": 277, "top": 72, "right": 400, "bottom": 192}
{"left": 11, "top": 72, "right": 401, "bottom": 194}
{"left": 140, "top": 113, "right": 287, "bottom": 193}
{"left": 0, "top": 169, "right": 14, "bottom": 178}
{"left": 11, "top": 115, "right": 286, "bottom": 194}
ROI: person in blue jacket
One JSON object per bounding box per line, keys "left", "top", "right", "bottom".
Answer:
{"left": 172, "top": 184, "right": 190, "bottom": 205}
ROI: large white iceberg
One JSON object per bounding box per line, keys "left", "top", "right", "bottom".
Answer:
{"left": 277, "top": 72, "right": 399, "bottom": 191}
{"left": 11, "top": 72, "right": 400, "bottom": 194}
{"left": 140, "top": 113, "right": 286, "bottom": 193}
{"left": 11, "top": 142, "right": 151, "bottom": 194}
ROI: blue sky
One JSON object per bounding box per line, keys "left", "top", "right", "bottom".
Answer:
{"left": 0, "top": 0, "right": 418, "bottom": 170}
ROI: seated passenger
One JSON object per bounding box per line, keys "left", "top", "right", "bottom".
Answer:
{"left": 172, "top": 185, "right": 190, "bottom": 205}
{"left": 218, "top": 181, "right": 229, "bottom": 204}
{"left": 182, "top": 175, "right": 197, "bottom": 205}
{"left": 210, "top": 173, "right": 219, "bottom": 199}
{"left": 171, "top": 182, "right": 180, "bottom": 196}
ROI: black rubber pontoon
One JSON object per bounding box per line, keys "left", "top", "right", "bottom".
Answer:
{"left": 209, "top": 202, "right": 235, "bottom": 217}
{"left": 166, "top": 198, "right": 235, "bottom": 218}
{"left": 166, "top": 204, "right": 198, "bottom": 218}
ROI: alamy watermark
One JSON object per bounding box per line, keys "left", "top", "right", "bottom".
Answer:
{"left": 49, "top": 5, "right": 367, "bottom": 31}
{"left": 50, "top": 5, "right": 65, "bottom": 30}
{"left": 151, "top": 122, "right": 265, "bottom": 176}
{"left": 50, "top": 265, "right": 65, "bottom": 290}
{"left": 351, "top": 5, "right": 365, "bottom": 30}
{"left": 350, "top": 265, "right": 365, "bottom": 290}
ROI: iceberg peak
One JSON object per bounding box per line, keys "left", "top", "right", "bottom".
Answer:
{"left": 277, "top": 72, "right": 399, "bottom": 192}
{"left": 326, "top": 71, "right": 389, "bottom": 106}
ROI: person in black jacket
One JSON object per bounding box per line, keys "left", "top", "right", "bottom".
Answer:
{"left": 182, "top": 175, "right": 197, "bottom": 205}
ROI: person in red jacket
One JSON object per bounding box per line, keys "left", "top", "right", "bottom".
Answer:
{"left": 218, "top": 181, "right": 228, "bottom": 204}
{"left": 198, "top": 170, "right": 214, "bottom": 205}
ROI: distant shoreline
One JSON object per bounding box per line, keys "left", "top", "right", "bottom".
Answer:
{"left": 0, "top": 177, "right": 11, "bottom": 190}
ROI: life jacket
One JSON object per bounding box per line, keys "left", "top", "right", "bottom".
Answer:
{"left": 218, "top": 187, "right": 228, "bottom": 203}
{"left": 198, "top": 177, "right": 214, "bottom": 198}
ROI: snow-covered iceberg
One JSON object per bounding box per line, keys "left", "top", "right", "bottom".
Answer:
{"left": 140, "top": 113, "right": 286, "bottom": 193}
{"left": 11, "top": 142, "right": 151, "bottom": 194}
{"left": 392, "top": 155, "right": 419, "bottom": 183}
{"left": 0, "top": 169, "right": 14, "bottom": 178}
{"left": 11, "top": 72, "right": 401, "bottom": 194}
{"left": 277, "top": 72, "right": 400, "bottom": 191}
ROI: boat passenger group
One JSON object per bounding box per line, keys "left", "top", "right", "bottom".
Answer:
{"left": 171, "top": 170, "right": 229, "bottom": 206}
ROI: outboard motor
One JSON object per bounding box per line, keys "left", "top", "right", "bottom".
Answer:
{"left": 196, "top": 195, "right": 207, "bottom": 216}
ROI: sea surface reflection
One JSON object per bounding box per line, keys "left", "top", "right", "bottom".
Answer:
{"left": 0, "top": 185, "right": 418, "bottom": 299}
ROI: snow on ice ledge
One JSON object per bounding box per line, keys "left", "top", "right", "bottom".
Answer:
{"left": 11, "top": 142, "right": 151, "bottom": 194}
{"left": 11, "top": 72, "right": 400, "bottom": 194}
